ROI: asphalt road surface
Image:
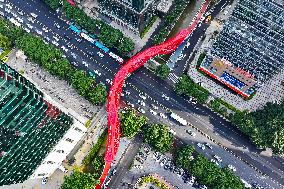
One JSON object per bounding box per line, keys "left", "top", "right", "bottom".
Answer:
{"left": 2, "top": 0, "right": 284, "bottom": 188}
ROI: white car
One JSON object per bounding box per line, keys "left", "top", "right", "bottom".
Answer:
{"left": 138, "top": 100, "right": 145, "bottom": 106}
{"left": 205, "top": 142, "right": 213, "bottom": 149}
{"left": 159, "top": 113, "right": 167, "bottom": 119}
{"left": 169, "top": 129, "right": 176, "bottom": 135}
{"left": 36, "top": 29, "right": 42, "bottom": 35}
{"left": 51, "top": 40, "right": 59, "bottom": 46}
{"left": 18, "top": 11, "right": 24, "bottom": 16}
{"left": 97, "top": 51, "right": 104, "bottom": 57}
{"left": 139, "top": 93, "right": 146, "bottom": 100}
{"left": 186, "top": 129, "right": 196, "bottom": 137}
{"left": 228, "top": 164, "right": 236, "bottom": 172}
{"left": 61, "top": 46, "right": 68, "bottom": 52}
{"left": 125, "top": 90, "right": 130, "bottom": 95}
{"left": 16, "top": 17, "right": 23, "bottom": 23}
{"left": 151, "top": 104, "right": 158, "bottom": 110}
{"left": 30, "top": 12, "right": 37, "bottom": 18}
{"left": 162, "top": 94, "right": 169, "bottom": 100}
{"left": 4, "top": 8, "right": 11, "bottom": 13}
{"left": 42, "top": 177, "right": 47, "bottom": 185}
{"left": 138, "top": 107, "right": 145, "bottom": 114}
{"left": 134, "top": 164, "right": 143, "bottom": 169}
{"left": 213, "top": 155, "right": 222, "bottom": 162}
{"left": 71, "top": 52, "right": 77, "bottom": 59}
{"left": 210, "top": 159, "right": 219, "bottom": 166}
{"left": 23, "top": 27, "right": 30, "bottom": 33}
{"left": 150, "top": 109, "right": 157, "bottom": 115}
{"left": 58, "top": 165, "right": 68, "bottom": 173}
{"left": 28, "top": 17, "right": 35, "bottom": 23}
{"left": 53, "top": 36, "right": 59, "bottom": 41}
{"left": 82, "top": 61, "right": 89, "bottom": 67}
{"left": 26, "top": 23, "right": 33, "bottom": 29}
{"left": 94, "top": 70, "right": 101, "bottom": 76}
{"left": 197, "top": 142, "right": 205, "bottom": 150}
{"left": 42, "top": 27, "right": 48, "bottom": 32}
{"left": 106, "top": 79, "right": 111, "bottom": 84}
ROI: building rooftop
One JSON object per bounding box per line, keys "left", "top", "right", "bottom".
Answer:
{"left": 203, "top": 0, "right": 284, "bottom": 86}
{"left": 0, "top": 63, "right": 73, "bottom": 186}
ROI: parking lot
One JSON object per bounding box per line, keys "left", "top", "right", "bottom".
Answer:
{"left": 5, "top": 49, "right": 99, "bottom": 121}
{"left": 123, "top": 144, "right": 202, "bottom": 189}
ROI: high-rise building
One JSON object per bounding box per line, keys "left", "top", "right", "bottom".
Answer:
{"left": 98, "top": 0, "right": 157, "bottom": 34}
{"left": 0, "top": 63, "right": 85, "bottom": 186}
{"left": 199, "top": 0, "right": 284, "bottom": 98}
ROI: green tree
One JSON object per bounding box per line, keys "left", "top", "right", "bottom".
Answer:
{"left": 117, "top": 37, "right": 135, "bottom": 56}
{"left": 61, "top": 171, "right": 98, "bottom": 189}
{"left": 44, "top": 0, "right": 61, "bottom": 10}
{"left": 88, "top": 83, "right": 107, "bottom": 105}
{"left": 120, "top": 109, "right": 147, "bottom": 138}
{"left": 155, "top": 64, "right": 170, "bottom": 79}
{"left": 71, "top": 70, "right": 94, "bottom": 96}
{"left": 0, "top": 35, "right": 11, "bottom": 50}
{"left": 92, "top": 155, "right": 104, "bottom": 178}
{"left": 143, "top": 123, "right": 174, "bottom": 153}
{"left": 174, "top": 145, "right": 195, "bottom": 169}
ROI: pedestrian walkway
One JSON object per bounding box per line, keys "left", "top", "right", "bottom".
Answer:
{"left": 168, "top": 73, "right": 179, "bottom": 83}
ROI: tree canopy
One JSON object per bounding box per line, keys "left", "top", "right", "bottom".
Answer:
{"left": 120, "top": 109, "right": 148, "bottom": 138}
{"left": 155, "top": 63, "right": 170, "bottom": 80}
{"left": 61, "top": 171, "right": 98, "bottom": 189}
{"left": 143, "top": 123, "right": 174, "bottom": 153}
{"left": 175, "top": 74, "right": 209, "bottom": 104}
{"left": 231, "top": 102, "right": 284, "bottom": 154}
{"left": 174, "top": 145, "right": 195, "bottom": 169}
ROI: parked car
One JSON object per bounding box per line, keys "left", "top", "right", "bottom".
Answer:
{"left": 41, "top": 177, "right": 47, "bottom": 185}
{"left": 58, "top": 165, "right": 68, "bottom": 173}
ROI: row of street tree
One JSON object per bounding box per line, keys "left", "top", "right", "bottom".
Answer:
{"left": 44, "top": 0, "right": 134, "bottom": 56}
{"left": 174, "top": 145, "right": 244, "bottom": 189}
{"left": 231, "top": 102, "right": 284, "bottom": 155}
{"left": 120, "top": 109, "right": 174, "bottom": 153}
{"left": 0, "top": 18, "right": 107, "bottom": 105}
{"left": 175, "top": 74, "right": 210, "bottom": 104}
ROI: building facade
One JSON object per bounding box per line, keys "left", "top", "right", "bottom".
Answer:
{"left": 199, "top": 0, "right": 284, "bottom": 98}
{"left": 0, "top": 63, "right": 85, "bottom": 186}
{"left": 98, "top": 0, "right": 158, "bottom": 34}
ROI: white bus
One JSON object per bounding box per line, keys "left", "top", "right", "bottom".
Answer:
{"left": 170, "top": 112, "right": 187, "bottom": 126}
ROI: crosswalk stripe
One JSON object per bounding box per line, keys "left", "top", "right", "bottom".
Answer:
{"left": 168, "top": 73, "right": 179, "bottom": 83}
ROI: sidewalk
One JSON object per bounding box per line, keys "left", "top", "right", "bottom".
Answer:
{"left": 79, "top": 0, "right": 161, "bottom": 55}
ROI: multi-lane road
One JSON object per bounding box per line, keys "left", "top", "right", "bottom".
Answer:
{"left": 1, "top": 0, "right": 284, "bottom": 188}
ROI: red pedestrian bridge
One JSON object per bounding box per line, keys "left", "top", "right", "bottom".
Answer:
{"left": 94, "top": 1, "right": 210, "bottom": 188}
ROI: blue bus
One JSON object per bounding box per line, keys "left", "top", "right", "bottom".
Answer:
{"left": 95, "top": 41, "right": 109, "bottom": 53}
{"left": 69, "top": 24, "right": 81, "bottom": 34}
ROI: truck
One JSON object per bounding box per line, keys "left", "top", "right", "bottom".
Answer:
{"left": 170, "top": 112, "right": 187, "bottom": 126}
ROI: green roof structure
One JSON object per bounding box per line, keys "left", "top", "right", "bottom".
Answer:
{"left": 0, "top": 63, "right": 73, "bottom": 186}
